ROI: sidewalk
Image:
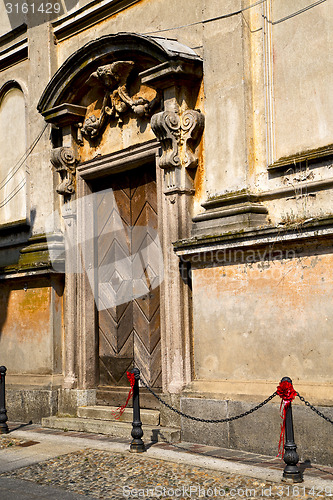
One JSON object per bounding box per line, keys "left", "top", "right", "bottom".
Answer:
{"left": 0, "top": 422, "right": 332, "bottom": 499}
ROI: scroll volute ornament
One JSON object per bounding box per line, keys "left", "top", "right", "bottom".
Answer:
{"left": 151, "top": 109, "right": 204, "bottom": 171}
{"left": 50, "top": 147, "right": 77, "bottom": 196}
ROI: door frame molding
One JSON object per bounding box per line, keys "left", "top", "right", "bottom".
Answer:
{"left": 76, "top": 139, "right": 161, "bottom": 389}
{"left": 38, "top": 33, "right": 204, "bottom": 396}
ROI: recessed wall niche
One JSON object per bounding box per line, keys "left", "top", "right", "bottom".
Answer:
{"left": 0, "top": 84, "right": 27, "bottom": 226}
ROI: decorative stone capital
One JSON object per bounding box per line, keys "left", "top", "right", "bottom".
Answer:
{"left": 151, "top": 109, "right": 204, "bottom": 171}
{"left": 151, "top": 111, "right": 181, "bottom": 169}
{"left": 50, "top": 147, "right": 78, "bottom": 196}
{"left": 182, "top": 110, "right": 205, "bottom": 169}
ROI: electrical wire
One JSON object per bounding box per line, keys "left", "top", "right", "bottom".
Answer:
{"left": 141, "top": 0, "right": 266, "bottom": 35}
{"left": 141, "top": 0, "right": 329, "bottom": 35}
{"left": 0, "top": 178, "right": 26, "bottom": 208}
{"left": 268, "top": 0, "right": 328, "bottom": 25}
{"left": 0, "top": 123, "right": 48, "bottom": 191}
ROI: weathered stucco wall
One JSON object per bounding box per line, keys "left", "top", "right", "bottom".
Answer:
{"left": 56, "top": 0, "right": 203, "bottom": 65}
{"left": 203, "top": 0, "right": 248, "bottom": 198}
{"left": 0, "top": 278, "right": 62, "bottom": 375}
{"left": 270, "top": 0, "right": 333, "bottom": 160}
{"left": 191, "top": 244, "right": 333, "bottom": 402}
{"left": 201, "top": 0, "right": 333, "bottom": 226}
{"left": 0, "top": 0, "right": 331, "bottom": 460}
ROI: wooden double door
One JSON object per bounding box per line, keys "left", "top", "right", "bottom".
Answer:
{"left": 94, "top": 163, "right": 161, "bottom": 392}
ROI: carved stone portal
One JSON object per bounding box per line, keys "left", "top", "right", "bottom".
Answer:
{"left": 81, "top": 61, "right": 161, "bottom": 140}
{"left": 151, "top": 109, "right": 204, "bottom": 190}
{"left": 50, "top": 147, "right": 77, "bottom": 196}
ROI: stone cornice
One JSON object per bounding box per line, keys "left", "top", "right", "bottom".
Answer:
{"left": 202, "top": 176, "right": 333, "bottom": 207}
{"left": 193, "top": 203, "right": 268, "bottom": 223}
{"left": 0, "top": 233, "right": 64, "bottom": 278}
{"left": 174, "top": 216, "right": 333, "bottom": 260}
{"left": 140, "top": 59, "right": 203, "bottom": 88}
{"left": 202, "top": 191, "right": 260, "bottom": 209}
{"left": 42, "top": 103, "right": 87, "bottom": 127}
{"left": 0, "top": 219, "right": 29, "bottom": 237}
{"left": 268, "top": 143, "right": 333, "bottom": 171}
{"left": 77, "top": 139, "right": 159, "bottom": 179}
{"left": 52, "top": 0, "right": 140, "bottom": 42}
{"left": 0, "top": 23, "right": 27, "bottom": 48}
{"left": 0, "top": 37, "right": 28, "bottom": 71}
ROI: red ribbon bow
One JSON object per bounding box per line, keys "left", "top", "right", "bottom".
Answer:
{"left": 276, "top": 380, "right": 297, "bottom": 457}
{"left": 110, "top": 371, "right": 136, "bottom": 420}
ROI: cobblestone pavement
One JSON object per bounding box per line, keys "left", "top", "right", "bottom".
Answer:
{"left": 7, "top": 425, "right": 333, "bottom": 482}
{"left": 1, "top": 447, "right": 332, "bottom": 499}
{"left": 0, "top": 436, "right": 27, "bottom": 449}
{"left": 1, "top": 426, "right": 332, "bottom": 499}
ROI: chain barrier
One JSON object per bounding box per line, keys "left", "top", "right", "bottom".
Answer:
{"left": 296, "top": 392, "right": 333, "bottom": 425}
{"left": 140, "top": 377, "right": 277, "bottom": 423}
{"left": 139, "top": 377, "right": 333, "bottom": 426}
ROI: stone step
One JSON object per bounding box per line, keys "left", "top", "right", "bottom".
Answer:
{"left": 42, "top": 416, "right": 180, "bottom": 443}
{"left": 97, "top": 387, "right": 161, "bottom": 410}
{"left": 77, "top": 406, "right": 160, "bottom": 425}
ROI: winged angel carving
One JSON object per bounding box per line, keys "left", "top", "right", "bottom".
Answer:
{"left": 81, "top": 61, "right": 160, "bottom": 139}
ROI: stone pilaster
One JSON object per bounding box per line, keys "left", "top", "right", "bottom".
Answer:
{"left": 146, "top": 58, "right": 204, "bottom": 393}
{"left": 44, "top": 106, "right": 84, "bottom": 391}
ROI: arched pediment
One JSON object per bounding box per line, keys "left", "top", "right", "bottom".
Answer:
{"left": 37, "top": 32, "right": 202, "bottom": 114}
{"left": 39, "top": 32, "right": 204, "bottom": 198}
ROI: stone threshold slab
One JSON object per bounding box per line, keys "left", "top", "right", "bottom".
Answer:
{"left": 77, "top": 405, "right": 160, "bottom": 425}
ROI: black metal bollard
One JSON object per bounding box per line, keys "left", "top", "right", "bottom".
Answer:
{"left": 281, "top": 377, "right": 303, "bottom": 483}
{"left": 0, "top": 366, "right": 9, "bottom": 434}
{"left": 129, "top": 368, "right": 146, "bottom": 453}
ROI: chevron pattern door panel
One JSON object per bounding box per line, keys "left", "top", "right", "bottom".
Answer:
{"left": 96, "top": 164, "right": 161, "bottom": 388}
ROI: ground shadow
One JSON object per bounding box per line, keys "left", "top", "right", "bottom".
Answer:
{"left": 8, "top": 421, "right": 33, "bottom": 432}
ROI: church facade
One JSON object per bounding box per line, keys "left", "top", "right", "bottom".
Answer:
{"left": 0, "top": 0, "right": 332, "bottom": 464}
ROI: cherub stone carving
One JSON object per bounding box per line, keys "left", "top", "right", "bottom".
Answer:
{"left": 81, "top": 61, "right": 160, "bottom": 139}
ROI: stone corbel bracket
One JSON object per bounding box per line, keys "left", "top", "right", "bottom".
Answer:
{"left": 151, "top": 109, "right": 204, "bottom": 184}
{"left": 50, "top": 147, "right": 78, "bottom": 196}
